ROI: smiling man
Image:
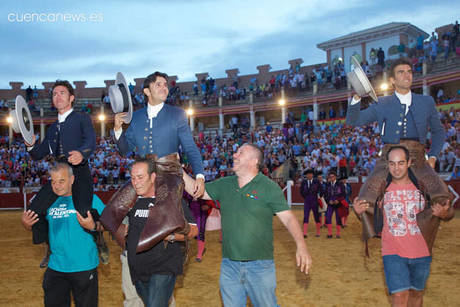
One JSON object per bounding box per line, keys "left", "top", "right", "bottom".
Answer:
{"left": 183, "top": 143, "right": 311, "bottom": 306}
{"left": 25, "top": 80, "right": 97, "bottom": 266}
{"left": 102, "top": 71, "right": 204, "bottom": 253}
{"left": 346, "top": 57, "right": 452, "bottom": 247}
{"left": 122, "top": 158, "right": 197, "bottom": 307}
{"left": 22, "top": 163, "right": 105, "bottom": 307}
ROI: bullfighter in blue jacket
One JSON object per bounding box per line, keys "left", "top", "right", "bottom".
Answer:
{"left": 101, "top": 71, "right": 204, "bottom": 253}
{"left": 346, "top": 58, "right": 452, "bottom": 246}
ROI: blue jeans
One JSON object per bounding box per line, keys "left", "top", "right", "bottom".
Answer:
{"left": 134, "top": 274, "right": 176, "bottom": 307}
{"left": 220, "top": 258, "right": 280, "bottom": 307}
{"left": 383, "top": 255, "right": 432, "bottom": 295}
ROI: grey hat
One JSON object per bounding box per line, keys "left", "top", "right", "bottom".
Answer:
{"left": 347, "top": 56, "right": 378, "bottom": 102}
{"left": 11, "top": 95, "right": 34, "bottom": 144}
{"left": 109, "top": 72, "right": 133, "bottom": 124}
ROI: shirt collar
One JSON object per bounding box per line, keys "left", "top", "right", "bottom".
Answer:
{"left": 395, "top": 91, "right": 412, "bottom": 110}
{"left": 147, "top": 103, "right": 164, "bottom": 119}
{"left": 58, "top": 109, "right": 73, "bottom": 123}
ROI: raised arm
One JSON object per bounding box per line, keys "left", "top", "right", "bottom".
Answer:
{"left": 345, "top": 96, "right": 379, "bottom": 127}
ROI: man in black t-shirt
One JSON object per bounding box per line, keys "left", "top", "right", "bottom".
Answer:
{"left": 126, "top": 158, "right": 197, "bottom": 307}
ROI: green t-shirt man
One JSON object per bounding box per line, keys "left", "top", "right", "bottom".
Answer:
{"left": 206, "top": 172, "right": 289, "bottom": 261}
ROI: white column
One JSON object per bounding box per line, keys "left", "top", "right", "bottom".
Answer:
{"left": 313, "top": 82, "right": 318, "bottom": 124}
{"left": 189, "top": 117, "right": 195, "bottom": 132}
{"left": 249, "top": 92, "right": 255, "bottom": 130}
{"left": 281, "top": 88, "right": 286, "bottom": 124}
{"left": 346, "top": 80, "right": 351, "bottom": 117}
{"left": 250, "top": 110, "right": 255, "bottom": 130}
{"left": 100, "top": 104, "right": 106, "bottom": 138}
{"left": 286, "top": 180, "right": 293, "bottom": 207}
{"left": 218, "top": 96, "right": 223, "bottom": 136}
{"left": 383, "top": 71, "right": 389, "bottom": 96}
{"left": 40, "top": 107, "right": 45, "bottom": 142}
{"left": 422, "top": 62, "right": 429, "bottom": 96}
{"left": 189, "top": 100, "right": 195, "bottom": 132}
{"left": 8, "top": 107, "right": 13, "bottom": 146}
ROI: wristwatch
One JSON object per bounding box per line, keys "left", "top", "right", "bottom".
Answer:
{"left": 168, "top": 233, "right": 176, "bottom": 243}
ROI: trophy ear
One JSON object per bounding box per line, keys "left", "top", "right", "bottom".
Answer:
{"left": 13, "top": 95, "right": 35, "bottom": 144}
{"left": 347, "top": 56, "right": 378, "bottom": 102}
{"left": 108, "top": 72, "right": 133, "bottom": 124}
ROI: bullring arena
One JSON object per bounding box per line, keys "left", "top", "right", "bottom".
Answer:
{"left": 1, "top": 19, "right": 460, "bottom": 306}
{"left": 1, "top": 207, "right": 459, "bottom": 306}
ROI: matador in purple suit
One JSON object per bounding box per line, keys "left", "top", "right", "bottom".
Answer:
{"left": 300, "top": 169, "right": 324, "bottom": 238}
{"left": 324, "top": 171, "right": 346, "bottom": 238}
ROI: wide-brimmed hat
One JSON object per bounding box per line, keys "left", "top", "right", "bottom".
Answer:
{"left": 303, "top": 169, "right": 314, "bottom": 175}
{"left": 347, "top": 56, "right": 378, "bottom": 102}
{"left": 109, "top": 72, "right": 133, "bottom": 124}
{"left": 10, "top": 95, "right": 34, "bottom": 144}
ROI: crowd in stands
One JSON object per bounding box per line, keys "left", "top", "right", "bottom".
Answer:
{"left": 1, "top": 22, "right": 458, "bottom": 191}
{"left": 1, "top": 104, "right": 459, "bottom": 191}
{"left": 407, "top": 21, "right": 459, "bottom": 73}
{"left": 3, "top": 21, "right": 457, "bottom": 119}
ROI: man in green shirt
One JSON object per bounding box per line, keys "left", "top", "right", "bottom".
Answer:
{"left": 183, "top": 143, "right": 311, "bottom": 306}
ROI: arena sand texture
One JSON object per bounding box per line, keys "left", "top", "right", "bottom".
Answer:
{"left": 1, "top": 209, "right": 459, "bottom": 307}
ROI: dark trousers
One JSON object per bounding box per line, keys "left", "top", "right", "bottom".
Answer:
{"left": 189, "top": 201, "right": 209, "bottom": 241}
{"left": 135, "top": 274, "right": 176, "bottom": 307}
{"left": 303, "top": 202, "right": 320, "bottom": 223}
{"left": 326, "top": 204, "right": 342, "bottom": 226}
{"left": 43, "top": 267, "right": 98, "bottom": 307}
{"left": 30, "top": 163, "right": 93, "bottom": 244}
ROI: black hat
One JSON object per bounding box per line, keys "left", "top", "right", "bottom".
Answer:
{"left": 304, "top": 169, "right": 314, "bottom": 175}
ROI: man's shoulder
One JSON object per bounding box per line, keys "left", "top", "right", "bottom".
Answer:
{"left": 68, "top": 111, "right": 91, "bottom": 121}
{"left": 254, "top": 173, "right": 282, "bottom": 189}
{"left": 92, "top": 194, "right": 104, "bottom": 204}
{"left": 132, "top": 107, "right": 147, "bottom": 119}
{"left": 163, "top": 104, "right": 186, "bottom": 116}
{"left": 377, "top": 95, "right": 397, "bottom": 106}
{"left": 412, "top": 93, "right": 435, "bottom": 105}
{"left": 208, "top": 175, "right": 235, "bottom": 186}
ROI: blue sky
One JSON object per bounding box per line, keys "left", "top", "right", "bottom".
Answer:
{"left": 1, "top": 0, "right": 458, "bottom": 89}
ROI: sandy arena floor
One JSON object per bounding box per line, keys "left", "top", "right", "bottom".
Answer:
{"left": 0, "top": 208, "right": 459, "bottom": 307}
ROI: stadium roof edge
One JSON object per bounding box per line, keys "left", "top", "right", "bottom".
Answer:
{"left": 316, "top": 22, "right": 429, "bottom": 50}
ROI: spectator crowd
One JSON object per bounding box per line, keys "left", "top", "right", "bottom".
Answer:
{"left": 1, "top": 105, "right": 459, "bottom": 190}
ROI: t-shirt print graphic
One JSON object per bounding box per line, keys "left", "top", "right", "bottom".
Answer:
{"left": 384, "top": 189, "right": 423, "bottom": 237}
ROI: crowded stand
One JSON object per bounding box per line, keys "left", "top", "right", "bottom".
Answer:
{"left": 1, "top": 103, "right": 459, "bottom": 190}
{"left": 1, "top": 20, "right": 459, "bottom": 192}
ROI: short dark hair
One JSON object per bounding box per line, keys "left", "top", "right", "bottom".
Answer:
{"left": 244, "top": 143, "right": 264, "bottom": 170}
{"left": 52, "top": 80, "right": 75, "bottom": 96}
{"left": 52, "top": 80, "right": 75, "bottom": 106}
{"left": 385, "top": 145, "right": 410, "bottom": 161}
{"left": 130, "top": 157, "right": 156, "bottom": 175}
{"left": 389, "top": 58, "right": 412, "bottom": 79}
{"left": 143, "top": 71, "right": 169, "bottom": 101}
